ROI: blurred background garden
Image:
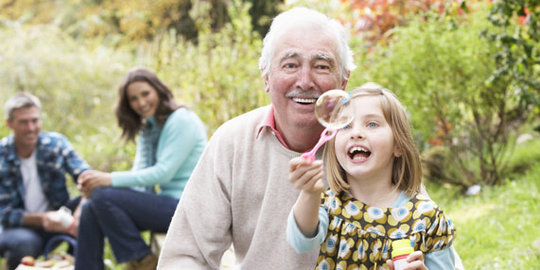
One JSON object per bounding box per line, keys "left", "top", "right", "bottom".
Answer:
{"left": 0, "top": 0, "right": 539, "bottom": 269}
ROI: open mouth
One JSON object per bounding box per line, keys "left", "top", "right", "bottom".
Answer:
{"left": 348, "top": 146, "right": 371, "bottom": 160}
{"left": 292, "top": 97, "right": 317, "bottom": 104}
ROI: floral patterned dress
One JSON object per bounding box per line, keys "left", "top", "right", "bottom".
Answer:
{"left": 316, "top": 190, "right": 455, "bottom": 270}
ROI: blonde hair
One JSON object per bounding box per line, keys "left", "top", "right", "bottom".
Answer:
{"left": 323, "top": 83, "right": 422, "bottom": 196}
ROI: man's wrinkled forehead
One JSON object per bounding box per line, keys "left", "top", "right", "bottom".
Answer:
{"left": 278, "top": 51, "right": 336, "bottom": 66}
{"left": 10, "top": 106, "right": 41, "bottom": 121}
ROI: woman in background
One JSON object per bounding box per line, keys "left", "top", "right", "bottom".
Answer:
{"left": 75, "top": 67, "right": 207, "bottom": 270}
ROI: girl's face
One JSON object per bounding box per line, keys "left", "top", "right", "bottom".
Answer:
{"left": 334, "top": 96, "right": 400, "bottom": 182}
{"left": 126, "top": 81, "right": 159, "bottom": 118}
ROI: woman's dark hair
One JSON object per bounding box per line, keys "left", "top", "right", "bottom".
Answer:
{"left": 115, "top": 67, "right": 180, "bottom": 142}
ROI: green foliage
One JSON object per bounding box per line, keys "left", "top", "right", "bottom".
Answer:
{"left": 0, "top": 0, "right": 283, "bottom": 45}
{"left": 145, "top": 0, "right": 268, "bottom": 135}
{"left": 507, "top": 133, "right": 540, "bottom": 177}
{"left": 356, "top": 4, "right": 528, "bottom": 188}
{"left": 482, "top": 0, "right": 540, "bottom": 110}
{"left": 245, "top": 0, "right": 284, "bottom": 37}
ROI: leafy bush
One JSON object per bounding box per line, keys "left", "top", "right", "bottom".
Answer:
{"left": 507, "top": 133, "right": 540, "bottom": 177}
{"left": 483, "top": 0, "right": 540, "bottom": 111}
{"left": 356, "top": 5, "right": 532, "bottom": 188}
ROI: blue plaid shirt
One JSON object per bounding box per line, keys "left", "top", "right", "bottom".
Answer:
{"left": 0, "top": 132, "right": 90, "bottom": 228}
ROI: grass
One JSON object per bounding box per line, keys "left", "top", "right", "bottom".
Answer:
{"left": 426, "top": 138, "right": 540, "bottom": 269}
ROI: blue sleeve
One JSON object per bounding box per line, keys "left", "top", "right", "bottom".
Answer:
{"left": 111, "top": 109, "right": 206, "bottom": 187}
{"left": 59, "top": 134, "right": 91, "bottom": 183}
{"left": 425, "top": 246, "right": 456, "bottom": 270}
{"left": 0, "top": 207, "right": 25, "bottom": 228}
{"left": 0, "top": 189, "right": 25, "bottom": 228}
{"left": 286, "top": 206, "right": 329, "bottom": 254}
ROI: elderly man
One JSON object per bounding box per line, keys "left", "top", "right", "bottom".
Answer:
{"left": 159, "top": 7, "right": 464, "bottom": 270}
{"left": 0, "top": 92, "right": 90, "bottom": 270}
{"left": 158, "top": 7, "right": 354, "bottom": 269}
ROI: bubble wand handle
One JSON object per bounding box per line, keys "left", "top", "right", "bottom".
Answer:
{"left": 301, "top": 128, "right": 337, "bottom": 162}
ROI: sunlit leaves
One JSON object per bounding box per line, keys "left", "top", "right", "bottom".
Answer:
{"left": 482, "top": 0, "right": 540, "bottom": 110}
{"left": 355, "top": 4, "right": 526, "bottom": 187}
{"left": 337, "top": 0, "right": 481, "bottom": 46}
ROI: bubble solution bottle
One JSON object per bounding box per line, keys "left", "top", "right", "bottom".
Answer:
{"left": 391, "top": 239, "right": 414, "bottom": 270}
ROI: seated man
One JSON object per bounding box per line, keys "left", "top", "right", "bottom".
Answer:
{"left": 0, "top": 92, "right": 90, "bottom": 270}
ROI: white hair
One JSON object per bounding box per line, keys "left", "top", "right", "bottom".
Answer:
{"left": 258, "top": 7, "right": 356, "bottom": 80}
{"left": 4, "top": 92, "right": 41, "bottom": 120}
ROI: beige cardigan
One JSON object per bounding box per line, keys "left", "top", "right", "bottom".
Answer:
{"left": 158, "top": 105, "right": 320, "bottom": 269}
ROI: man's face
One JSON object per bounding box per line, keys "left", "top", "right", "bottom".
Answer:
{"left": 6, "top": 106, "right": 41, "bottom": 150}
{"left": 264, "top": 25, "right": 347, "bottom": 134}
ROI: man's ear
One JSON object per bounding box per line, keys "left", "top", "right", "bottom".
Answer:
{"left": 5, "top": 118, "right": 13, "bottom": 130}
{"left": 263, "top": 72, "right": 270, "bottom": 93}
{"left": 340, "top": 71, "right": 350, "bottom": 90}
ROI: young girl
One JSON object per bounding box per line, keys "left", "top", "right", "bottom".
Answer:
{"left": 287, "top": 84, "right": 456, "bottom": 269}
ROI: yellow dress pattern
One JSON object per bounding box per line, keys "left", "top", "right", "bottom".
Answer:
{"left": 316, "top": 190, "right": 455, "bottom": 270}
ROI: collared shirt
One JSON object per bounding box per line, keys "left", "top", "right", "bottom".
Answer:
{"left": 256, "top": 106, "right": 290, "bottom": 149}
{"left": 0, "top": 132, "right": 90, "bottom": 228}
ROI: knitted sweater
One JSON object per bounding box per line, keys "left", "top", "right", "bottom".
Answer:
{"left": 158, "top": 105, "right": 320, "bottom": 269}
{"left": 111, "top": 108, "right": 207, "bottom": 199}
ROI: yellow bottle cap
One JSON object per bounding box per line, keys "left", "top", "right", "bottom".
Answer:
{"left": 391, "top": 239, "right": 414, "bottom": 258}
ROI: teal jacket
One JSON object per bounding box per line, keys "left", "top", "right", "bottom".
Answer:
{"left": 111, "top": 108, "right": 207, "bottom": 199}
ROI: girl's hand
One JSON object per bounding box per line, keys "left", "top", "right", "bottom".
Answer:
{"left": 386, "top": 251, "right": 427, "bottom": 270}
{"left": 78, "top": 170, "right": 112, "bottom": 196}
{"left": 290, "top": 156, "right": 325, "bottom": 237}
{"left": 288, "top": 156, "right": 324, "bottom": 194}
